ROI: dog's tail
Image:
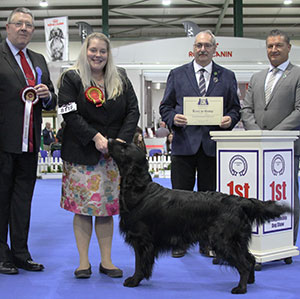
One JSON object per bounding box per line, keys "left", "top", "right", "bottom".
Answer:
{"left": 241, "top": 197, "right": 291, "bottom": 225}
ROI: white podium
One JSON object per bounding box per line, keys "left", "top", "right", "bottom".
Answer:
{"left": 210, "top": 130, "right": 299, "bottom": 270}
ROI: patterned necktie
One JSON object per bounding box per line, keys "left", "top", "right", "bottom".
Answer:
{"left": 19, "top": 50, "right": 35, "bottom": 152}
{"left": 265, "top": 67, "right": 279, "bottom": 104}
{"left": 199, "top": 69, "right": 206, "bottom": 97}
{"left": 19, "top": 50, "right": 35, "bottom": 86}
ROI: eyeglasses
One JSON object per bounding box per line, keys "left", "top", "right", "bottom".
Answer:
{"left": 194, "top": 43, "right": 214, "bottom": 49}
{"left": 9, "top": 22, "right": 34, "bottom": 29}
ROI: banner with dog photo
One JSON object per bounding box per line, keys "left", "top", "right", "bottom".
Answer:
{"left": 44, "top": 16, "right": 69, "bottom": 61}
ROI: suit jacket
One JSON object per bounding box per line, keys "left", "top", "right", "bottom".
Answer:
{"left": 58, "top": 69, "right": 140, "bottom": 165}
{"left": 0, "top": 41, "right": 57, "bottom": 153}
{"left": 159, "top": 61, "right": 241, "bottom": 157}
{"left": 241, "top": 63, "right": 300, "bottom": 155}
{"left": 42, "top": 128, "right": 55, "bottom": 145}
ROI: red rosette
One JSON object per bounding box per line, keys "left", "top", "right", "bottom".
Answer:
{"left": 85, "top": 86, "right": 105, "bottom": 107}
{"left": 20, "top": 86, "right": 39, "bottom": 105}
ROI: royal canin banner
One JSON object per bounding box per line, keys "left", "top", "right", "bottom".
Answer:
{"left": 44, "top": 16, "right": 68, "bottom": 61}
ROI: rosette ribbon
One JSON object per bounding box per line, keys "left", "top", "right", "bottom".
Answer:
{"left": 21, "top": 67, "right": 42, "bottom": 151}
{"left": 85, "top": 86, "right": 105, "bottom": 107}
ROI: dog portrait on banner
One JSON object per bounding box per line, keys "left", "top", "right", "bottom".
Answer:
{"left": 48, "top": 27, "right": 64, "bottom": 61}
{"left": 44, "top": 16, "right": 68, "bottom": 61}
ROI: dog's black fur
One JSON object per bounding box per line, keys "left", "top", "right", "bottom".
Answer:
{"left": 108, "top": 139, "right": 291, "bottom": 294}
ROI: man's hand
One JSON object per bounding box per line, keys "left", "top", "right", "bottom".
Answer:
{"left": 220, "top": 116, "right": 232, "bottom": 129}
{"left": 35, "top": 84, "right": 50, "bottom": 99}
{"left": 174, "top": 114, "right": 187, "bottom": 127}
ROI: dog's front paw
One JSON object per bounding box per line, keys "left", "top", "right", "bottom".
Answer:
{"left": 123, "top": 276, "right": 141, "bottom": 287}
{"left": 247, "top": 271, "right": 255, "bottom": 284}
{"left": 231, "top": 286, "right": 247, "bottom": 294}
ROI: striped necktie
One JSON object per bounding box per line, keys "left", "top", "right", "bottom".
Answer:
{"left": 199, "top": 69, "right": 206, "bottom": 97}
{"left": 265, "top": 68, "right": 279, "bottom": 104}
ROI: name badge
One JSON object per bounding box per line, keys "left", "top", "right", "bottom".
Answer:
{"left": 58, "top": 102, "right": 77, "bottom": 114}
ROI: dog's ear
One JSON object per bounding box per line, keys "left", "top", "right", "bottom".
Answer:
{"left": 49, "top": 30, "right": 54, "bottom": 40}
{"left": 108, "top": 138, "right": 126, "bottom": 149}
{"left": 58, "top": 28, "right": 64, "bottom": 38}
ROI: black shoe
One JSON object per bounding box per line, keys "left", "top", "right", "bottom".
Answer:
{"left": 74, "top": 264, "right": 92, "bottom": 279}
{"left": 0, "top": 262, "right": 19, "bottom": 274}
{"left": 15, "top": 258, "right": 44, "bottom": 271}
{"left": 172, "top": 248, "right": 186, "bottom": 258}
{"left": 99, "top": 264, "right": 123, "bottom": 278}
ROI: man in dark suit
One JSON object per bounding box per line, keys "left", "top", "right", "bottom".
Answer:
{"left": 42, "top": 122, "right": 55, "bottom": 151}
{"left": 0, "top": 7, "right": 57, "bottom": 274}
{"left": 160, "top": 30, "right": 241, "bottom": 258}
{"left": 241, "top": 29, "right": 300, "bottom": 246}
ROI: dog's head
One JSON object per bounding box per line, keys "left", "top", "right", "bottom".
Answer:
{"left": 49, "top": 27, "right": 64, "bottom": 41}
{"left": 108, "top": 139, "right": 148, "bottom": 175}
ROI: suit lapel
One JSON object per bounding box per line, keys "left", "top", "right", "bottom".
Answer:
{"left": 185, "top": 61, "right": 200, "bottom": 95}
{"left": 206, "top": 62, "right": 221, "bottom": 95}
{"left": 2, "top": 42, "right": 27, "bottom": 87}
{"left": 268, "top": 63, "right": 293, "bottom": 104}
{"left": 27, "top": 50, "right": 39, "bottom": 85}
{"left": 258, "top": 69, "right": 269, "bottom": 106}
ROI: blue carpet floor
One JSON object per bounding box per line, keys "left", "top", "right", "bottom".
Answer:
{"left": 0, "top": 178, "right": 299, "bottom": 299}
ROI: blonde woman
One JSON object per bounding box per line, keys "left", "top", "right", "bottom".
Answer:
{"left": 58, "top": 32, "right": 139, "bottom": 278}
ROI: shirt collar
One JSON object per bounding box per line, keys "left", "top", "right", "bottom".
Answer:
{"left": 6, "top": 38, "right": 27, "bottom": 58}
{"left": 269, "top": 59, "right": 289, "bottom": 73}
{"left": 193, "top": 60, "right": 213, "bottom": 75}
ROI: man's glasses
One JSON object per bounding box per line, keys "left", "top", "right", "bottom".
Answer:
{"left": 194, "top": 43, "right": 214, "bottom": 49}
{"left": 9, "top": 22, "right": 34, "bottom": 29}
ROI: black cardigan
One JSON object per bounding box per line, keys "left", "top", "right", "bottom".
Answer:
{"left": 58, "top": 68, "right": 140, "bottom": 165}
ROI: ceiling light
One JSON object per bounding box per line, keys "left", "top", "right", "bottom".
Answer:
{"left": 40, "top": 0, "right": 48, "bottom": 7}
{"left": 162, "top": 0, "right": 171, "bottom": 6}
{"left": 283, "top": 0, "right": 293, "bottom": 4}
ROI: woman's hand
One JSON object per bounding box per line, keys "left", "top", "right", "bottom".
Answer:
{"left": 93, "top": 133, "right": 108, "bottom": 153}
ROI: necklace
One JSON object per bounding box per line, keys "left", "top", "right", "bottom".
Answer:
{"left": 92, "top": 76, "right": 104, "bottom": 88}
{"left": 95, "top": 81, "right": 105, "bottom": 90}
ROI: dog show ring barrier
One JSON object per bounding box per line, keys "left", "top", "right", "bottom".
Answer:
{"left": 37, "top": 151, "right": 171, "bottom": 179}
{"left": 211, "top": 130, "right": 299, "bottom": 270}
{"left": 37, "top": 151, "right": 63, "bottom": 179}
{"left": 148, "top": 154, "right": 171, "bottom": 177}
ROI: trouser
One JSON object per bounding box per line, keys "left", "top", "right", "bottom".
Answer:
{"left": 0, "top": 151, "right": 38, "bottom": 262}
{"left": 171, "top": 145, "right": 216, "bottom": 192}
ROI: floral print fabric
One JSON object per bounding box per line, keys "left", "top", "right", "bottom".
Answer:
{"left": 61, "top": 155, "right": 120, "bottom": 216}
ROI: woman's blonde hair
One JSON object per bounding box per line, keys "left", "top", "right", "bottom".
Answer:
{"left": 61, "top": 32, "right": 123, "bottom": 100}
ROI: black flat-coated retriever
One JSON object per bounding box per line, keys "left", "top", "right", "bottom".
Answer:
{"left": 108, "top": 139, "right": 291, "bottom": 294}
